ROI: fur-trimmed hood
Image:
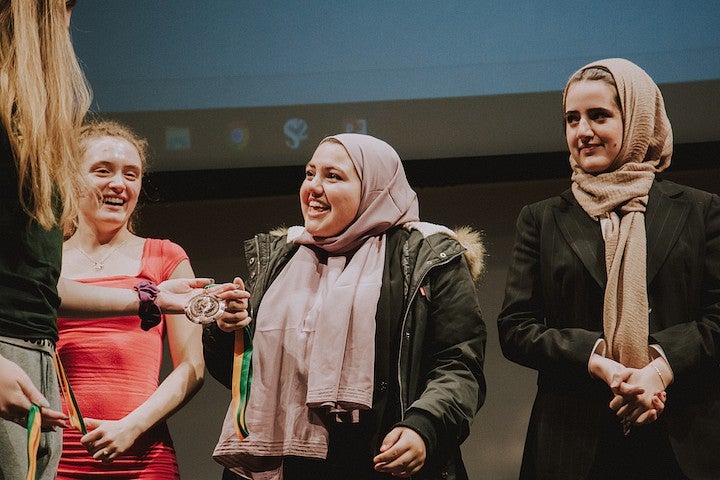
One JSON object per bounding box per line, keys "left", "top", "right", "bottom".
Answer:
{"left": 402, "top": 221, "right": 485, "bottom": 280}
{"left": 271, "top": 222, "right": 486, "bottom": 281}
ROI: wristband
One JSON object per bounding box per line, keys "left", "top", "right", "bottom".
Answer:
{"left": 134, "top": 280, "right": 162, "bottom": 331}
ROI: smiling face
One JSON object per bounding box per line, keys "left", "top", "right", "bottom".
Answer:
{"left": 300, "top": 141, "right": 362, "bottom": 238}
{"left": 564, "top": 79, "right": 624, "bottom": 174}
{"left": 79, "top": 135, "right": 142, "bottom": 231}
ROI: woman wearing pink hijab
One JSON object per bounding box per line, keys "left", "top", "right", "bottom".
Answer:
{"left": 204, "top": 133, "right": 487, "bottom": 479}
{"left": 499, "top": 58, "right": 720, "bottom": 479}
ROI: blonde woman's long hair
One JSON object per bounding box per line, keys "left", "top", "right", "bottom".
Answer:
{"left": 0, "top": 0, "right": 92, "bottom": 230}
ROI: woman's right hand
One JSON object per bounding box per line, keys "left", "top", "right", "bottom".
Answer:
{"left": 215, "top": 277, "right": 252, "bottom": 332}
{"left": 157, "top": 277, "right": 251, "bottom": 331}
{"left": 156, "top": 277, "right": 228, "bottom": 314}
{"left": 588, "top": 353, "right": 631, "bottom": 388}
{"left": 0, "top": 354, "right": 68, "bottom": 429}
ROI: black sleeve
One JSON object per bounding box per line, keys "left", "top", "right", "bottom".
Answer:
{"left": 202, "top": 322, "right": 236, "bottom": 389}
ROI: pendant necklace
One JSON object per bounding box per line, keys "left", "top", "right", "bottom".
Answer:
{"left": 76, "top": 238, "right": 131, "bottom": 271}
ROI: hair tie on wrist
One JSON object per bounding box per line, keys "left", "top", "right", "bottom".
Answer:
{"left": 134, "top": 280, "right": 162, "bottom": 331}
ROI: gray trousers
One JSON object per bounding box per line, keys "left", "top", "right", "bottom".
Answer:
{"left": 0, "top": 337, "right": 61, "bottom": 480}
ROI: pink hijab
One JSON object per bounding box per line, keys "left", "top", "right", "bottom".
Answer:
{"left": 293, "top": 133, "right": 420, "bottom": 252}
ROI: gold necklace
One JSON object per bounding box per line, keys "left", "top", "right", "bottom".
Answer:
{"left": 75, "top": 238, "right": 131, "bottom": 271}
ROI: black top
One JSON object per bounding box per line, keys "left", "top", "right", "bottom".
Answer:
{"left": 0, "top": 123, "right": 62, "bottom": 341}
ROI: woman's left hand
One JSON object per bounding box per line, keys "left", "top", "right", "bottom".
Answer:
{"left": 373, "top": 426, "right": 426, "bottom": 477}
{"left": 80, "top": 417, "right": 143, "bottom": 463}
{"left": 156, "top": 277, "right": 230, "bottom": 314}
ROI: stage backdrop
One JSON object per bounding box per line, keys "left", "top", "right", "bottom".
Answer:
{"left": 71, "top": 1, "right": 720, "bottom": 172}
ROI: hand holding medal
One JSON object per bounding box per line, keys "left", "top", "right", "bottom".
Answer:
{"left": 184, "top": 284, "right": 227, "bottom": 324}
{"left": 183, "top": 277, "right": 252, "bottom": 330}
{"left": 150, "top": 277, "right": 250, "bottom": 327}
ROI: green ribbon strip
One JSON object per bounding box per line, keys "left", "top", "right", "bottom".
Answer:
{"left": 232, "top": 325, "right": 253, "bottom": 439}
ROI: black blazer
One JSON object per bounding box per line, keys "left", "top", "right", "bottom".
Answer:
{"left": 498, "top": 179, "right": 720, "bottom": 479}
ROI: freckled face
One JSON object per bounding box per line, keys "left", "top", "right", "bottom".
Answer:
{"left": 300, "top": 141, "right": 362, "bottom": 238}
{"left": 565, "top": 80, "right": 624, "bottom": 174}
{"left": 79, "top": 136, "right": 142, "bottom": 229}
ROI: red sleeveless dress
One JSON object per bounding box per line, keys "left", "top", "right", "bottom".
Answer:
{"left": 56, "top": 239, "right": 188, "bottom": 479}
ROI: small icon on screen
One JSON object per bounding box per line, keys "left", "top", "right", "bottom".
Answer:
{"left": 284, "top": 118, "right": 308, "bottom": 150}
{"left": 165, "top": 126, "right": 191, "bottom": 151}
{"left": 343, "top": 118, "right": 368, "bottom": 134}
{"left": 228, "top": 123, "right": 249, "bottom": 150}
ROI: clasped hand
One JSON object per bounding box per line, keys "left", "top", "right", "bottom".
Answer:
{"left": 609, "top": 363, "right": 667, "bottom": 428}
{"left": 590, "top": 354, "right": 667, "bottom": 430}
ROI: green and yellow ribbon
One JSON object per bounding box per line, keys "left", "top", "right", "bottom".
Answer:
{"left": 25, "top": 354, "right": 86, "bottom": 480}
{"left": 25, "top": 404, "right": 41, "bottom": 480}
{"left": 231, "top": 326, "right": 253, "bottom": 439}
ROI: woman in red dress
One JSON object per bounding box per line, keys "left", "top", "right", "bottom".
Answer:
{"left": 56, "top": 120, "right": 207, "bottom": 479}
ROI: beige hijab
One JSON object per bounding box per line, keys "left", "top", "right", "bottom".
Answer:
{"left": 215, "top": 134, "right": 419, "bottom": 478}
{"left": 567, "top": 58, "right": 672, "bottom": 368}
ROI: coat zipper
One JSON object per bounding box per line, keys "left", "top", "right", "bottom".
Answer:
{"left": 396, "top": 249, "right": 462, "bottom": 418}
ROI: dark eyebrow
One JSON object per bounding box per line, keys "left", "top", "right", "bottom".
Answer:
{"left": 587, "top": 107, "right": 614, "bottom": 115}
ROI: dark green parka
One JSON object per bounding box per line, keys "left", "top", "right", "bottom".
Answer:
{"left": 203, "top": 223, "right": 487, "bottom": 479}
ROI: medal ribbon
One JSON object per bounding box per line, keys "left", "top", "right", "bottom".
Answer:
{"left": 25, "top": 404, "right": 41, "bottom": 480}
{"left": 52, "top": 353, "right": 87, "bottom": 434}
{"left": 231, "top": 326, "right": 253, "bottom": 439}
{"left": 25, "top": 354, "right": 85, "bottom": 480}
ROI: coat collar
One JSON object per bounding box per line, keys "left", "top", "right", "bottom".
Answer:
{"left": 556, "top": 189, "right": 607, "bottom": 287}
{"left": 555, "top": 179, "right": 691, "bottom": 287}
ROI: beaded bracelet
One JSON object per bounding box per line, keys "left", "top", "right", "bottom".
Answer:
{"left": 134, "top": 280, "right": 162, "bottom": 331}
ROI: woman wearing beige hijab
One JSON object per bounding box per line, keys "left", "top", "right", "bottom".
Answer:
{"left": 498, "top": 58, "right": 720, "bottom": 479}
{"left": 204, "top": 133, "right": 487, "bottom": 479}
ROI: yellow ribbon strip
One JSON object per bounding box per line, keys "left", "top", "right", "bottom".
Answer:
{"left": 53, "top": 353, "right": 86, "bottom": 435}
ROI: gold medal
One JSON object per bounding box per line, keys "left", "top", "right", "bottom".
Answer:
{"left": 184, "top": 292, "right": 226, "bottom": 324}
